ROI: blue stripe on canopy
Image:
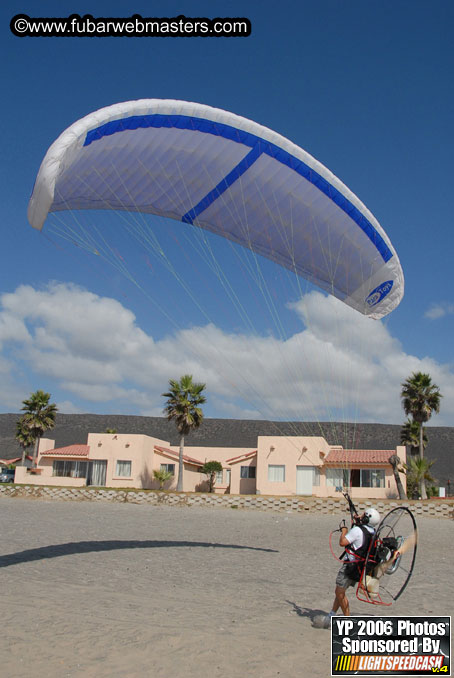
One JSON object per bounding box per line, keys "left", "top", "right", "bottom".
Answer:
{"left": 84, "top": 115, "right": 393, "bottom": 263}
{"left": 182, "top": 144, "right": 263, "bottom": 225}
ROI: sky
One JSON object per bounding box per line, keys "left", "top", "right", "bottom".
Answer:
{"left": 1, "top": 0, "right": 453, "bottom": 427}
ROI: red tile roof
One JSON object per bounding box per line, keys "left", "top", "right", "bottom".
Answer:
{"left": 0, "top": 455, "right": 32, "bottom": 464}
{"left": 154, "top": 445, "right": 204, "bottom": 467}
{"left": 40, "top": 445, "right": 90, "bottom": 457}
{"left": 226, "top": 450, "right": 257, "bottom": 464}
{"left": 325, "top": 449, "right": 395, "bottom": 465}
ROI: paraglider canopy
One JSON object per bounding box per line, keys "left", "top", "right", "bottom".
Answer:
{"left": 28, "top": 99, "right": 403, "bottom": 319}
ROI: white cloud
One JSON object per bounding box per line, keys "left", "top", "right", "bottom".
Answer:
{"left": 56, "top": 400, "right": 85, "bottom": 414}
{"left": 424, "top": 303, "right": 454, "bottom": 320}
{"left": 0, "top": 282, "right": 453, "bottom": 425}
{"left": 0, "top": 312, "right": 31, "bottom": 347}
{"left": 0, "top": 355, "right": 29, "bottom": 411}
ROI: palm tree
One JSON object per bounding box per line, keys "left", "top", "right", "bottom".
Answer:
{"left": 153, "top": 468, "right": 173, "bottom": 490}
{"left": 404, "top": 457, "right": 436, "bottom": 499}
{"left": 21, "top": 390, "right": 58, "bottom": 467}
{"left": 401, "top": 372, "right": 442, "bottom": 499}
{"left": 162, "top": 375, "right": 206, "bottom": 492}
{"left": 388, "top": 454, "right": 407, "bottom": 499}
{"left": 15, "top": 416, "right": 36, "bottom": 466}
{"left": 400, "top": 418, "right": 427, "bottom": 456}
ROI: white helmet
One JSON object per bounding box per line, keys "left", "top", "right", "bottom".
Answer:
{"left": 363, "top": 508, "right": 380, "bottom": 527}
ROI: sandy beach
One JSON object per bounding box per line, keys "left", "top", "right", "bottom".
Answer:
{"left": 1, "top": 497, "right": 452, "bottom": 678}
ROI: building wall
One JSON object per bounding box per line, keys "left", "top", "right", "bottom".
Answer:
{"left": 171, "top": 445, "right": 256, "bottom": 494}
{"left": 18, "top": 434, "right": 169, "bottom": 490}
{"left": 229, "top": 455, "right": 257, "bottom": 495}
{"left": 15, "top": 439, "right": 67, "bottom": 485}
{"left": 16, "top": 434, "right": 406, "bottom": 499}
{"left": 317, "top": 445, "right": 407, "bottom": 499}
{"left": 256, "top": 436, "right": 329, "bottom": 496}
{"left": 39, "top": 438, "right": 56, "bottom": 454}
{"left": 15, "top": 466, "right": 87, "bottom": 486}
{"left": 85, "top": 436, "right": 224, "bottom": 492}
{"left": 87, "top": 433, "right": 165, "bottom": 488}
{"left": 152, "top": 452, "right": 206, "bottom": 492}
{"left": 254, "top": 437, "right": 406, "bottom": 498}
{"left": 320, "top": 469, "right": 401, "bottom": 500}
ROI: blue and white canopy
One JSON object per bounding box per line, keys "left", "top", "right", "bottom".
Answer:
{"left": 28, "top": 99, "right": 404, "bottom": 318}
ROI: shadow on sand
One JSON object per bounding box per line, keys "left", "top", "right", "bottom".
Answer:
{"left": 0, "top": 539, "right": 278, "bottom": 568}
{"left": 286, "top": 601, "right": 330, "bottom": 629}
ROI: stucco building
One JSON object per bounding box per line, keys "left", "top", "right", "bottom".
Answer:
{"left": 14, "top": 431, "right": 406, "bottom": 499}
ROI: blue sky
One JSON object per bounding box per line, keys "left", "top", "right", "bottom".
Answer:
{"left": 1, "top": 0, "right": 453, "bottom": 426}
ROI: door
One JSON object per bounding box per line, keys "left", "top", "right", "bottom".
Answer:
{"left": 87, "top": 460, "right": 107, "bottom": 486}
{"left": 296, "top": 466, "right": 314, "bottom": 495}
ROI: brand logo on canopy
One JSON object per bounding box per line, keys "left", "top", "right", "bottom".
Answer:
{"left": 366, "top": 281, "right": 394, "bottom": 307}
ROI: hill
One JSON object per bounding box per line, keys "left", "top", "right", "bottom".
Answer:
{"left": 1, "top": 413, "right": 452, "bottom": 488}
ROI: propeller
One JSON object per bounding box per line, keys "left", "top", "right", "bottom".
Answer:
{"left": 375, "top": 530, "right": 418, "bottom": 579}
{"left": 363, "top": 530, "right": 418, "bottom": 599}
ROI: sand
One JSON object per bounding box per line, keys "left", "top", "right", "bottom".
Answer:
{"left": 1, "top": 497, "right": 452, "bottom": 678}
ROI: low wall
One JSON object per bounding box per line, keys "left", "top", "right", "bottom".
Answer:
{"left": 1, "top": 484, "right": 453, "bottom": 518}
{"left": 14, "top": 467, "right": 86, "bottom": 486}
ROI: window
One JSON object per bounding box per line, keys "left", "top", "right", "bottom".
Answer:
{"left": 160, "top": 463, "right": 175, "bottom": 475}
{"left": 268, "top": 465, "right": 285, "bottom": 482}
{"left": 326, "top": 468, "right": 348, "bottom": 488}
{"left": 53, "top": 460, "right": 65, "bottom": 477}
{"left": 53, "top": 460, "right": 87, "bottom": 478}
{"left": 240, "top": 466, "right": 256, "bottom": 479}
{"left": 328, "top": 468, "right": 385, "bottom": 488}
{"left": 215, "top": 470, "right": 223, "bottom": 484}
{"left": 116, "top": 460, "right": 131, "bottom": 477}
{"left": 361, "top": 469, "right": 385, "bottom": 488}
